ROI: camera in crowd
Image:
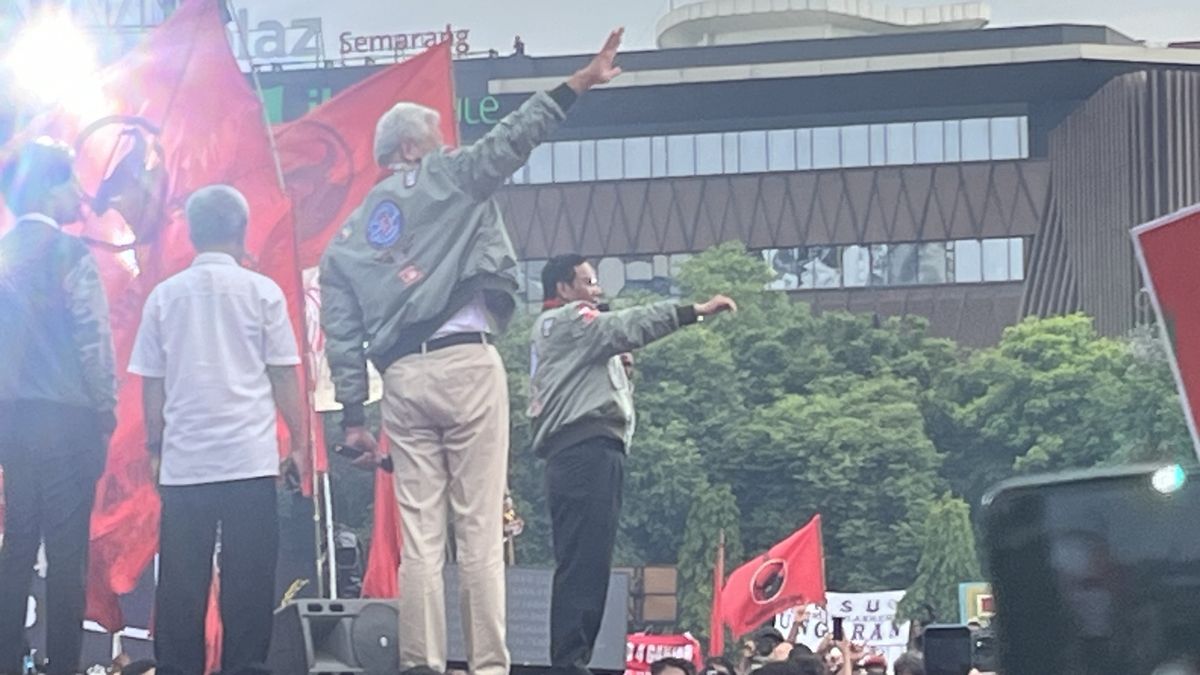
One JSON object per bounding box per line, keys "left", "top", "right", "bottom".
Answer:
{"left": 923, "top": 624, "right": 997, "bottom": 675}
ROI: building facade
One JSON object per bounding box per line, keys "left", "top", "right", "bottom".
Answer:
{"left": 262, "top": 7, "right": 1200, "bottom": 344}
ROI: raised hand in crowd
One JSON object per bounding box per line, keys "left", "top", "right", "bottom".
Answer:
{"left": 567, "top": 27, "right": 624, "bottom": 93}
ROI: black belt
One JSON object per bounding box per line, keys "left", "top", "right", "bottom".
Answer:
{"left": 411, "top": 331, "right": 493, "bottom": 357}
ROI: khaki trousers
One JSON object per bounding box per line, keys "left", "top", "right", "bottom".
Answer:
{"left": 381, "top": 342, "right": 510, "bottom": 675}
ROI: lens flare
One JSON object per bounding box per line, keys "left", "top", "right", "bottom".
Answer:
{"left": 4, "top": 11, "right": 101, "bottom": 107}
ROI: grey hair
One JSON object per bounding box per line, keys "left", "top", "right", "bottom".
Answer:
{"left": 186, "top": 184, "right": 249, "bottom": 248}
{"left": 374, "top": 102, "right": 441, "bottom": 166}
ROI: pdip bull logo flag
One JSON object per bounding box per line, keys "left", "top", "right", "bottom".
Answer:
{"left": 720, "top": 515, "right": 826, "bottom": 636}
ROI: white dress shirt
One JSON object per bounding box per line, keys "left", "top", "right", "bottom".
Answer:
{"left": 128, "top": 252, "right": 300, "bottom": 486}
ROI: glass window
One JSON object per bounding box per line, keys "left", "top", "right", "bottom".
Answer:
{"left": 990, "top": 116, "right": 1022, "bottom": 160}
{"left": 1008, "top": 237, "right": 1025, "bottom": 280}
{"left": 961, "top": 118, "right": 990, "bottom": 161}
{"left": 799, "top": 246, "right": 841, "bottom": 289}
{"left": 764, "top": 248, "right": 800, "bottom": 290}
{"left": 886, "top": 122, "right": 915, "bottom": 165}
{"left": 943, "top": 120, "right": 961, "bottom": 162}
{"left": 597, "top": 257, "right": 625, "bottom": 297}
{"left": 1019, "top": 117, "right": 1029, "bottom": 157}
{"left": 915, "top": 121, "right": 944, "bottom": 164}
{"left": 739, "top": 131, "right": 768, "bottom": 173}
{"left": 553, "top": 142, "right": 581, "bottom": 183}
{"left": 890, "top": 243, "right": 920, "bottom": 285}
{"left": 843, "top": 246, "right": 869, "bottom": 287}
{"left": 723, "top": 133, "right": 740, "bottom": 174}
{"left": 695, "top": 134, "right": 723, "bottom": 175}
{"left": 869, "top": 124, "right": 887, "bottom": 166}
{"left": 510, "top": 165, "right": 527, "bottom": 184}
{"left": 623, "top": 137, "right": 651, "bottom": 180}
{"left": 651, "top": 136, "right": 668, "bottom": 178}
{"left": 953, "top": 239, "right": 982, "bottom": 282}
{"left": 525, "top": 260, "right": 546, "bottom": 302}
{"left": 768, "top": 129, "right": 796, "bottom": 172}
{"left": 841, "top": 125, "right": 870, "bottom": 168}
{"left": 668, "top": 135, "right": 696, "bottom": 177}
{"left": 982, "top": 238, "right": 1009, "bottom": 281}
{"left": 596, "top": 139, "right": 623, "bottom": 180}
{"left": 918, "top": 242, "right": 949, "bottom": 284}
{"left": 813, "top": 127, "right": 840, "bottom": 169}
{"left": 580, "top": 140, "right": 596, "bottom": 181}
{"left": 795, "top": 129, "right": 813, "bottom": 170}
{"left": 527, "top": 144, "right": 553, "bottom": 184}
{"left": 625, "top": 257, "right": 654, "bottom": 282}
{"left": 869, "top": 245, "right": 891, "bottom": 286}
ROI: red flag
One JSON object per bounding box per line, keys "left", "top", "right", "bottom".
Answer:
{"left": 710, "top": 530, "right": 726, "bottom": 656}
{"left": 1132, "top": 202, "right": 1200, "bottom": 458}
{"left": 7, "top": 0, "right": 294, "bottom": 629}
{"left": 720, "top": 515, "right": 826, "bottom": 638}
{"left": 361, "top": 434, "right": 402, "bottom": 599}
{"left": 272, "top": 41, "right": 458, "bottom": 269}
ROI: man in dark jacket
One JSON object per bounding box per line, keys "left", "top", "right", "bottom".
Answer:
{"left": 529, "top": 255, "right": 736, "bottom": 675}
{"left": 0, "top": 138, "right": 117, "bottom": 674}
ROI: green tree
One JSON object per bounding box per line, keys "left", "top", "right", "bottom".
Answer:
{"left": 726, "top": 376, "right": 944, "bottom": 590}
{"left": 898, "top": 494, "right": 982, "bottom": 622}
{"left": 676, "top": 484, "right": 745, "bottom": 638}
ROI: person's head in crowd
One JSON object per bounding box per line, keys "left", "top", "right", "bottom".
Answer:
{"left": 374, "top": 102, "right": 444, "bottom": 168}
{"left": 754, "top": 660, "right": 806, "bottom": 675}
{"left": 751, "top": 626, "right": 792, "bottom": 662}
{"left": 186, "top": 184, "right": 249, "bottom": 257}
{"left": 783, "top": 653, "right": 824, "bottom": 675}
{"left": 861, "top": 653, "right": 888, "bottom": 675}
{"left": 121, "top": 660, "right": 157, "bottom": 675}
{"left": 703, "top": 656, "right": 736, "bottom": 675}
{"left": 894, "top": 651, "right": 925, "bottom": 675}
{"left": 542, "top": 254, "right": 602, "bottom": 305}
{"left": 0, "top": 137, "right": 81, "bottom": 222}
{"left": 650, "top": 657, "right": 697, "bottom": 675}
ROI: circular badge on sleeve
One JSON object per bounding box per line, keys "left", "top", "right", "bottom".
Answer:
{"left": 366, "top": 200, "right": 404, "bottom": 249}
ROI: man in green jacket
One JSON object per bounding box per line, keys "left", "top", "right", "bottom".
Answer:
{"left": 321, "top": 29, "right": 626, "bottom": 675}
{"left": 530, "top": 255, "right": 736, "bottom": 675}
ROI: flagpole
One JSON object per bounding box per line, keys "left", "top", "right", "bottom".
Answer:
{"left": 710, "top": 528, "right": 726, "bottom": 657}
{"left": 224, "top": 0, "right": 336, "bottom": 600}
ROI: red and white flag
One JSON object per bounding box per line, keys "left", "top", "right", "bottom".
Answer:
{"left": 1132, "top": 202, "right": 1200, "bottom": 459}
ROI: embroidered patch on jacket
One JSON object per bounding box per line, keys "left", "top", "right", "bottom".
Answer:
{"left": 541, "top": 317, "right": 555, "bottom": 337}
{"left": 366, "top": 200, "right": 404, "bottom": 249}
{"left": 398, "top": 265, "right": 425, "bottom": 287}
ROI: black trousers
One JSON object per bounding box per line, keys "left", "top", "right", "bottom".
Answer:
{"left": 0, "top": 402, "right": 105, "bottom": 675}
{"left": 546, "top": 436, "right": 624, "bottom": 675}
{"left": 155, "top": 477, "right": 279, "bottom": 675}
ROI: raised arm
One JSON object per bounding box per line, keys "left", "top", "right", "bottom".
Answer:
{"left": 445, "top": 28, "right": 626, "bottom": 199}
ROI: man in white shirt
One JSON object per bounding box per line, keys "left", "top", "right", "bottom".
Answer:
{"left": 128, "top": 185, "right": 307, "bottom": 675}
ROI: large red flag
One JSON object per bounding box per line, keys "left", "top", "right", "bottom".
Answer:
{"left": 4, "top": 0, "right": 293, "bottom": 629}
{"left": 720, "top": 515, "right": 826, "bottom": 638}
{"left": 272, "top": 40, "right": 458, "bottom": 269}
{"left": 1132, "top": 202, "right": 1200, "bottom": 459}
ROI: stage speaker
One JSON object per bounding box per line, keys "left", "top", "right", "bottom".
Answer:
{"left": 267, "top": 599, "right": 399, "bottom": 675}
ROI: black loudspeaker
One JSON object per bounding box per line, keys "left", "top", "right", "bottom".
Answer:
{"left": 267, "top": 599, "right": 399, "bottom": 675}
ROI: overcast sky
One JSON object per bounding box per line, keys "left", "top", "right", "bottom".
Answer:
{"left": 241, "top": 0, "right": 1200, "bottom": 58}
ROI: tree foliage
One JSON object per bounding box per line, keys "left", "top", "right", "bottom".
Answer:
{"left": 324, "top": 241, "right": 1191, "bottom": 632}
{"left": 898, "top": 494, "right": 982, "bottom": 623}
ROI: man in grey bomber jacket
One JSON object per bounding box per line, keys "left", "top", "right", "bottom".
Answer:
{"left": 322, "top": 28, "right": 628, "bottom": 675}
{"left": 529, "top": 255, "right": 736, "bottom": 675}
